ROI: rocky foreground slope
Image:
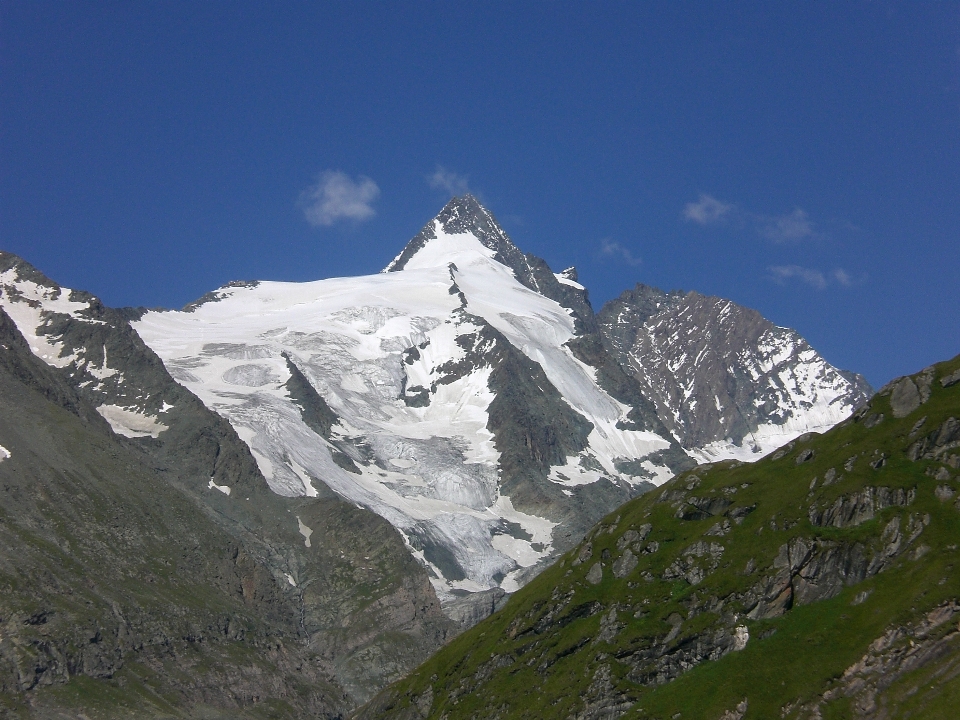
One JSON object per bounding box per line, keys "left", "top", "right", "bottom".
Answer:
{"left": 358, "top": 355, "right": 960, "bottom": 720}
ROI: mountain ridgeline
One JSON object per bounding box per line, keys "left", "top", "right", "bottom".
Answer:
{"left": 0, "top": 195, "right": 874, "bottom": 716}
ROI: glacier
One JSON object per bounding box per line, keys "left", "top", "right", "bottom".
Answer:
{"left": 133, "top": 214, "right": 674, "bottom": 604}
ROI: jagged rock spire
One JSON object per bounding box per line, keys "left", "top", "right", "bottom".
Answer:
{"left": 383, "top": 194, "right": 525, "bottom": 274}
{"left": 383, "top": 194, "right": 598, "bottom": 335}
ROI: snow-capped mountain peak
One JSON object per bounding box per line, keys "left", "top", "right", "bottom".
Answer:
{"left": 123, "top": 198, "right": 685, "bottom": 611}
{"left": 385, "top": 194, "right": 531, "bottom": 281}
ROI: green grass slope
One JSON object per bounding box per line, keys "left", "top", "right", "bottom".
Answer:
{"left": 357, "top": 354, "right": 960, "bottom": 720}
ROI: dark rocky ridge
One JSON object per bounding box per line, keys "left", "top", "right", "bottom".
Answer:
{"left": 428, "top": 313, "right": 647, "bottom": 554}
{"left": 598, "top": 284, "right": 873, "bottom": 451}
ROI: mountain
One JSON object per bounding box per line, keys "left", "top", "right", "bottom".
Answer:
{"left": 0, "top": 194, "right": 872, "bottom": 714}
{"left": 130, "top": 195, "right": 867, "bottom": 612}
{"left": 599, "top": 284, "right": 873, "bottom": 461}
{"left": 130, "top": 195, "right": 694, "bottom": 621}
{"left": 0, "top": 253, "right": 454, "bottom": 711}
{"left": 357, "top": 354, "right": 960, "bottom": 720}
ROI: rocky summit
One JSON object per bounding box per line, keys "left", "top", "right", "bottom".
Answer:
{"left": 0, "top": 195, "right": 873, "bottom": 716}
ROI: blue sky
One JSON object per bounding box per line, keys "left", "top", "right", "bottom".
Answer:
{"left": 2, "top": 2, "right": 958, "bottom": 387}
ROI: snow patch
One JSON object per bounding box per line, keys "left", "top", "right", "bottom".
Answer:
{"left": 287, "top": 457, "right": 320, "bottom": 497}
{"left": 555, "top": 271, "right": 585, "bottom": 290}
{"left": 96, "top": 405, "right": 169, "bottom": 438}
{"left": 296, "top": 516, "right": 313, "bottom": 548}
{"left": 207, "top": 478, "right": 232, "bottom": 496}
{"left": 0, "top": 444, "right": 9, "bottom": 463}
{"left": 86, "top": 345, "right": 118, "bottom": 380}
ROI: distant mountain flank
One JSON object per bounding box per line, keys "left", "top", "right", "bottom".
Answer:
{"left": 598, "top": 283, "right": 873, "bottom": 460}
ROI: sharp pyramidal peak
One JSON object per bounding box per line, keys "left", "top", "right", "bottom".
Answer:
{"left": 384, "top": 194, "right": 525, "bottom": 274}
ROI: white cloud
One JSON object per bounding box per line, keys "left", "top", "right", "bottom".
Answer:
{"left": 768, "top": 264, "right": 858, "bottom": 290}
{"left": 599, "top": 239, "right": 642, "bottom": 267}
{"left": 428, "top": 166, "right": 471, "bottom": 196}
{"left": 299, "top": 171, "right": 380, "bottom": 227}
{"left": 683, "top": 194, "right": 734, "bottom": 225}
{"left": 831, "top": 268, "right": 853, "bottom": 286}
{"left": 757, "top": 208, "right": 815, "bottom": 243}
{"left": 683, "top": 195, "right": 823, "bottom": 245}
{"left": 768, "top": 264, "right": 827, "bottom": 289}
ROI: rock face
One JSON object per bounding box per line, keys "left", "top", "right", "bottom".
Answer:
{"left": 357, "top": 355, "right": 960, "bottom": 720}
{"left": 598, "top": 284, "right": 872, "bottom": 461}
{"left": 0, "top": 255, "right": 455, "bottom": 709}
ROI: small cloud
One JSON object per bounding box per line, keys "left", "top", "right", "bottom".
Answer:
{"left": 299, "top": 171, "right": 380, "bottom": 227}
{"left": 758, "top": 208, "right": 815, "bottom": 243}
{"left": 684, "top": 195, "right": 825, "bottom": 245}
{"left": 599, "top": 239, "right": 642, "bottom": 267}
{"left": 683, "top": 194, "right": 734, "bottom": 225}
{"left": 831, "top": 268, "right": 853, "bottom": 286}
{"left": 428, "top": 166, "right": 471, "bottom": 196}
{"left": 768, "top": 265, "right": 827, "bottom": 289}
{"left": 768, "top": 264, "right": 859, "bottom": 290}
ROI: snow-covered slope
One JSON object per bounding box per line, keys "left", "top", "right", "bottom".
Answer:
{"left": 133, "top": 202, "right": 678, "bottom": 605}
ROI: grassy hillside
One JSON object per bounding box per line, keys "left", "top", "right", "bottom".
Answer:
{"left": 358, "top": 354, "right": 960, "bottom": 720}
